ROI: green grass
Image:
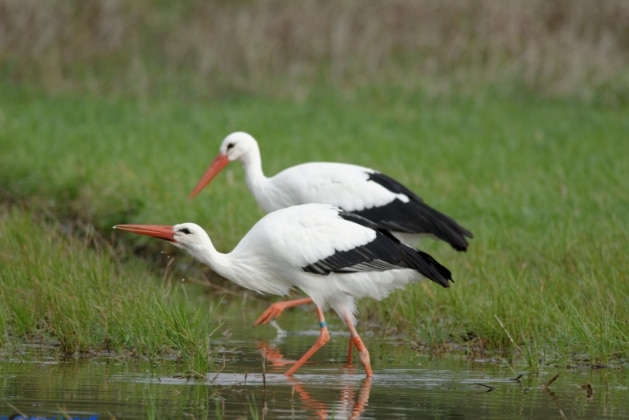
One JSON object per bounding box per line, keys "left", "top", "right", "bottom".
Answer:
{"left": 0, "top": 205, "right": 218, "bottom": 375}
{"left": 363, "top": 95, "right": 629, "bottom": 368}
{"left": 1, "top": 83, "right": 627, "bottom": 371}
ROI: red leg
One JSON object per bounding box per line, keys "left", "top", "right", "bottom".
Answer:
{"left": 344, "top": 314, "right": 373, "bottom": 377}
{"left": 346, "top": 337, "right": 354, "bottom": 367}
{"left": 254, "top": 297, "right": 313, "bottom": 326}
{"left": 284, "top": 306, "right": 330, "bottom": 376}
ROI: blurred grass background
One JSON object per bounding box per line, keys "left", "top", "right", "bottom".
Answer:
{"left": 2, "top": 0, "right": 629, "bottom": 102}
{"left": 1, "top": 0, "right": 628, "bottom": 367}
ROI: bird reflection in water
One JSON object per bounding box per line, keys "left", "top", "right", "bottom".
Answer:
{"left": 257, "top": 340, "right": 373, "bottom": 419}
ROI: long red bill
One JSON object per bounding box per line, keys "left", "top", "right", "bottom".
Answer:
{"left": 188, "top": 153, "right": 230, "bottom": 199}
{"left": 114, "top": 224, "right": 175, "bottom": 242}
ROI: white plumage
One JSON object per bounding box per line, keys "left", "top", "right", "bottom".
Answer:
{"left": 115, "top": 203, "right": 452, "bottom": 377}
{"left": 189, "top": 131, "right": 473, "bottom": 251}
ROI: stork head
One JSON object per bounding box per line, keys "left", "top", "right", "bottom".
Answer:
{"left": 114, "top": 223, "right": 211, "bottom": 253}
{"left": 219, "top": 131, "right": 259, "bottom": 162}
{"left": 189, "top": 131, "right": 259, "bottom": 199}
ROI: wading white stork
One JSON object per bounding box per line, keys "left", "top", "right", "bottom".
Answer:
{"left": 115, "top": 203, "right": 453, "bottom": 377}
{"left": 188, "top": 131, "right": 470, "bottom": 359}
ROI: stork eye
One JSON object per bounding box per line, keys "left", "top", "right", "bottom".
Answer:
{"left": 179, "top": 228, "right": 192, "bottom": 234}
{"left": 226, "top": 142, "right": 235, "bottom": 151}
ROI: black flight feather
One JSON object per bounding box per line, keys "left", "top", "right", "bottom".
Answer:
{"left": 352, "top": 172, "right": 473, "bottom": 252}
{"left": 302, "top": 211, "right": 453, "bottom": 288}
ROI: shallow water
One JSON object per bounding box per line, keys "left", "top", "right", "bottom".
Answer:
{"left": 1, "top": 321, "right": 627, "bottom": 419}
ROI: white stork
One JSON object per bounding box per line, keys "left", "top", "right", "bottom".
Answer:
{"left": 115, "top": 203, "right": 453, "bottom": 377}
{"left": 189, "top": 131, "right": 473, "bottom": 251}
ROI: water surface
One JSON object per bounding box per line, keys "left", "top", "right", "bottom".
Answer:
{"left": 1, "top": 322, "right": 627, "bottom": 419}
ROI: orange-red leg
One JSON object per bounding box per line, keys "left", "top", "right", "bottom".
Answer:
{"left": 344, "top": 314, "right": 373, "bottom": 377}
{"left": 284, "top": 306, "right": 330, "bottom": 376}
{"left": 254, "top": 297, "right": 313, "bottom": 326}
{"left": 346, "top": 337, "right": 354, "bottom": 367}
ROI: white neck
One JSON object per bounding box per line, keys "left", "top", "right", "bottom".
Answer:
{"left": 181, "top": 237, "right": 288, "bottom": 295}
{"left": 239, "top": 144, "right": 275, "bottom": 211}
{"left": 184, "top": 238, "right": 224, "bottom": 275}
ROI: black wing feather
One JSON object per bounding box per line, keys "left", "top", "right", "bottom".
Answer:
{"left": 302, "top": 211, "right": 453, "bottom": 288}
{"left": 352, "top": 172, "right": 473, "bottom": 251}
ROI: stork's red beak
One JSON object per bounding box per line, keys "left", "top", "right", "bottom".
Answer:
{"left": 114, "top": 224, "right": 175, "bottom": 242}
{"left": 188, "top": 153, "right": 230, "bottom": 199}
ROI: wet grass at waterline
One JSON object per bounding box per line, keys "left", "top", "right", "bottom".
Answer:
{"left": 0, "top": 207, "right": 218, "bottom": 376}
{"left": 1, "top": 86, "right": 628, "bottom": 372}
